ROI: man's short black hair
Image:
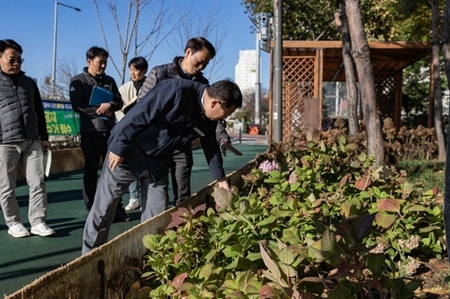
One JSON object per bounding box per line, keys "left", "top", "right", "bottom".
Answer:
{"left": 185, "top": 37, "right": 216, "bottom": 59}
{"left": 0, "top": 39, "right": 23, "bottom": 55}
{"left": 129, "top": 56, "right": 148, "bottom": 72}
{"left": 86, "top": 46, "right": 109, "bottom": 60}
{"left": 207, "top": 80, "right": 242, "bottom": 109}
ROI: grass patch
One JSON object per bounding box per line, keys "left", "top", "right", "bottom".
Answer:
{"left": 396, "top": 159, "right": 445, "bottom": 192}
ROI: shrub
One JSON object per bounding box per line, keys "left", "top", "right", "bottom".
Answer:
{"left": 114, "top": 129, "right": 443, "bottom": 299}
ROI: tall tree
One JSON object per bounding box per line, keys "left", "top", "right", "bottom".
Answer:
{"left": 444, "top": 1, "right": 450, "bottom": 106}
{"left": 335, "top": 4, "right": 359, "bottom": 136}
{"left": 92, "top": 0, "right": 175, "bottom": 84}
{"left": 346, "top": 0, "right": 385, "bottom": 165}
{"left": 395, "top": 0, "right": 433, "bottom": 41}
{"left": 443, "top": 0, "right": 450, "bottom": 263}
{"left": 430, "top": 0, "right": 446, "bottom": 162}
{"left": 242, "top": 0, "right": 341, "bottom": 40}
{"left": 241, "top": 0, "right": 427, "bottom": 41}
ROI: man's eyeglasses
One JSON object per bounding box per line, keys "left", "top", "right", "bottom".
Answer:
{"left": 6, "top": 57, "right": 24, "bottom": 65}
{"left": 219, "top": 102, "right": 233, "bottom": 118}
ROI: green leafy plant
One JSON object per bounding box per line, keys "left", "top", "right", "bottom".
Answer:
{"left": 111, "top": 128, "right": 444, "bottom": 299}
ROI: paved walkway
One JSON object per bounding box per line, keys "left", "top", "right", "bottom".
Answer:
{"left": 0, "top": 143, "right": 267, "bottom": 297}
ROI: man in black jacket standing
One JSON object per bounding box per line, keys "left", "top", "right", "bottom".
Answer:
{"left": 69, "top": 46, "right": 128, "bottom": 220}
{"left": 0, "top": 39, "right": 55, "bottom": 237}
{"left": 81, "top": 78, "right": 242, "bottom": 254}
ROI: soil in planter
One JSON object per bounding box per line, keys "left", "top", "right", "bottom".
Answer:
{"left": 415, "top": 257, "right": 450, "bottom": 298}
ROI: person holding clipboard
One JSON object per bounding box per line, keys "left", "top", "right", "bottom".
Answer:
{"left": 69, "top": 46, "right": 129, "bottom": 222}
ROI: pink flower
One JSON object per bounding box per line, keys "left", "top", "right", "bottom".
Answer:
{"left": 259, "top": 160, "right": 281, "bottom": 173}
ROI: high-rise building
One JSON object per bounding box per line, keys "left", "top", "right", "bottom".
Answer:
{"left": 235, "top": 50, "right": 257, "bottom": 94}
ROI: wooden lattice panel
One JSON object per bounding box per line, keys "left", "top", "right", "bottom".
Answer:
{"left": 282, "top": 57, "right": 315, "bottom": 137}
{"left": 374, "top": 75, "right": 395, "bottom": 120}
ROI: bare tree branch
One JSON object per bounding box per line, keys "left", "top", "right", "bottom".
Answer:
{"left": 137, "top": 0, "right": 177, "bottom": 62}
{"left": 168, "top": 1, "right": 229, "bottom": 81}
{"left": 91, "top": 0, "right": 173, "bottom": 84}
{"left": 92, "top": 0, "right": 112, "bottom": 56}
{"left": 40, "top": 57, "right": 79, "bottom": 100}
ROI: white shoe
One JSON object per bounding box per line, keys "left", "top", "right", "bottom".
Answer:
{"left": 8, "top": 223, "right": 30, "bottom": 238}
{"left": 30, "top": 223, "right": 55, "bottom": 237}
{"left": 125, "top": 198, "right": 139, "bottom": 211}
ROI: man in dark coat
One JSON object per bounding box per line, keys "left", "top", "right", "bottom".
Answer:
{"left": 69, "top": 46, "right": 129, "bottom": 221}
{"left": 81, "top": 78, "right": 242, "bottom": 254}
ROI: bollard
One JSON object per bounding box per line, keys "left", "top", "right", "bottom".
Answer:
{"left": 239, "top": 127, "right": 242, "bottom": 144}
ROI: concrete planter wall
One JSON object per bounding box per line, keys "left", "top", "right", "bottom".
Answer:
{"left": 47, "top": 148, "right": 85, "bottom": 175}
{"left": 16, "top": 139, "right": 202, "bottom": 180}
{"left": 16, "top": 140, "right": 202, "bottom": 180}
{"left": 17, "top": 148, "right": 85, "bottom": 180}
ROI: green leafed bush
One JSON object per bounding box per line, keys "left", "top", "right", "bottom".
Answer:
{"left": 114, "top": 128, "right": 444, "bottom": 299}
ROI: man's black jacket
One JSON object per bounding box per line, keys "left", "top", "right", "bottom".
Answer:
{"left": 108, "top": 78, "right": 225, "bottom": 182}
{"left": 136, "top": 56, "right": 231, "bottom": 146}
{"left": 69, "top": 67, "right": 123, "bottom": 134}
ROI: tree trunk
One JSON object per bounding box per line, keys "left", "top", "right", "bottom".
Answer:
{"left": 345, "top": 0, "right": 385, "bottom": 166}
{"left": 442, "top": 0, "right": 450, "bottom": 264}
{"left": 431, "top": 0, "right": 446, "bottom": 162}
{"left": 335, "top": 4, "right": 359, "bottom": 136}
{"left": 444, "top": 0, "right": 450, "bottom": 96}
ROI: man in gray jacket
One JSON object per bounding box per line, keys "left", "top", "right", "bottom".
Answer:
{"left": 135, "top": 37, "right": 242, "bottom": 207}
{"left": 0, "top": 39, "right": 55, "bottom": 238}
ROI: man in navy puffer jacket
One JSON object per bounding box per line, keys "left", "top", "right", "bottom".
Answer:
{"left": 0, "top": 39, "right": 55, "bottom": 238}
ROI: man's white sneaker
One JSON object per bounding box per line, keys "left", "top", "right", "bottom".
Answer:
{"left": 125, "top": 198, "right": 139, "bottom": 211}
{"left": 8, "top": 223, "right": 30, "bottom": 238}
{"left": 30, "top": 223, "right": 55, "bottom": 237}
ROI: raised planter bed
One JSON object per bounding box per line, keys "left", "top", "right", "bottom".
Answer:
{"left": 16, "top": 140, "right": 202, "bottom": 180}
{"left": 5, "top": 159, "right": 256, "bottom": 299}
{"left": 17, "top": 148, "right": 85, "bottom": 180}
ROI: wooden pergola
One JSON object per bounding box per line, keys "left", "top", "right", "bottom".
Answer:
{"left": 269, "top": 40, "right": 432, "bottom": 139}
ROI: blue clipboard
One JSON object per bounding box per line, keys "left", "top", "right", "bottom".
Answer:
{"left": 89, "top": 86, "right": 114, "bottom": 106}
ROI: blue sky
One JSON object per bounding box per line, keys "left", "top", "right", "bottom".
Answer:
{"left": 1, "top": 0, "right": 270, "bottom": 90}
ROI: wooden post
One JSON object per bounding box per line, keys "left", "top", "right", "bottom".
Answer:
{"left": 394, "top": 72, "right": 403, "bottom": 131}
{"left": 315, "top": 48, "right": 324, "bottom": 130}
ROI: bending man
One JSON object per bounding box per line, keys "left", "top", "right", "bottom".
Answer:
{"left": 82, "top": 78, "right": 242, "bottom": 254}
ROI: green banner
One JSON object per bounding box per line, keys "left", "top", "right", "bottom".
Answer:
{"left": 43, "top": 100, "right": 80, "bottom": 136}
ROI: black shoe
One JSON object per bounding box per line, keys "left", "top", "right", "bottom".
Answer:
{"left": 114, "top": 207, "right": 131, "bottom": 222}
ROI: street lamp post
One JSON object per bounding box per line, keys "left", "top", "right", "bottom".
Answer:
{"left": 273, "top": 0, "right": 283, "bottom": 142}
{"left": 254, "top": 13, "right": 271, "bottom": 126}
{"left": 255, "top": 25, "right": 261, "bottom": 125}
{"left": 52, "top": 1, "right": 81, "bottom": 99}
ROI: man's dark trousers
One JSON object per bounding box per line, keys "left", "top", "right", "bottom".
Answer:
{"left": 80, "top": 132, "right": 108, "bottom": 210}
{"left": 81, "top": 155, "right": 169, "bottom": 254}
{"left": 170, "top": 146, "right": 193, "bottom": 205}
